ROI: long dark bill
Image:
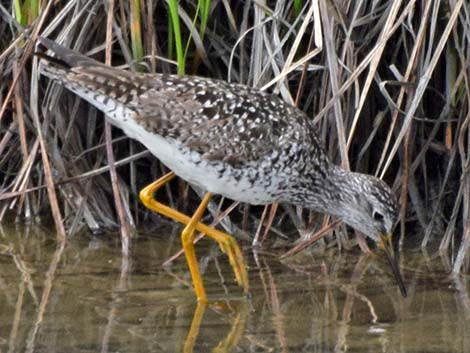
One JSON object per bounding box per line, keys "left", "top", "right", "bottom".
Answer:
{"left": 379, "top": 233, "right": 407, "bottom": 297}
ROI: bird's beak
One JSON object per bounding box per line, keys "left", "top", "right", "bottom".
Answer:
{"left": 378, "top": 233, "right": 407, "bottom": 297}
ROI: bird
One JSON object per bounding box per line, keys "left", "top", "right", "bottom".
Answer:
{"left": 37, "top": 37, "right": 407, "bottom": 301}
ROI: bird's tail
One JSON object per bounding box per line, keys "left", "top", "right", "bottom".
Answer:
{"left": 36, "top": 37, "right": 108, "bottom": 84}
{"left": 36, "top": 37, "right": 101, "bottom": 67}
{"left": 35, "top": 37, "right": 142, "bottom": 131}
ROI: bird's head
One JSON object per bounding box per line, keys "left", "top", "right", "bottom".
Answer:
{"left": 328, "top": 170, "right": 407, "bottom": 297}
{"left": 338, "top": 173, "right": 398, "bottom": 240}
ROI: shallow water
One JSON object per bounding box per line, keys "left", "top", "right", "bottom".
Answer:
{"left": 0, "top": 223, "right": 469, "bottom": 353}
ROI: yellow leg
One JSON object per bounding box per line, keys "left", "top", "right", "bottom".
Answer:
{"left": 139, "top": 172, "right": 249, "bottom": 301}
{"left": 182, "top": 192, "right": 212, "bottom": 302}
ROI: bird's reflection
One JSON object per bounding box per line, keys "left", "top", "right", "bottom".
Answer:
{"left": 184, "top": 300, "right": 248, "bottom": 353}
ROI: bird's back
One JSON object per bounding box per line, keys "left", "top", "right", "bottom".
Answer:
{"left": 38, "top": 38, "right": 331, "bottom": 204}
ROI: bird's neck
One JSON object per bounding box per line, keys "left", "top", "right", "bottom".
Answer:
{"left": 284, "top": 164, "right": 355, "bottom": 219}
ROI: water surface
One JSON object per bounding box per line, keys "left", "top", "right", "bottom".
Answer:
{"left": 0, "top": 224, "right": 469, "bottom": 352}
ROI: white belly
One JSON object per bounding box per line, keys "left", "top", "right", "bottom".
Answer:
{"left": 110, "top": 113, "right": 277, "bottom": 205}
{"left": 70, "top": 89, "right": 279, "bottom": 205}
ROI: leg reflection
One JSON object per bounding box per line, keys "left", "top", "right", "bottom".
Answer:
{"left": 183, "top": 300, "right": 248, "bottom": 353}
{"left": 184, "top": 302, "right": 207, "bottom": 353}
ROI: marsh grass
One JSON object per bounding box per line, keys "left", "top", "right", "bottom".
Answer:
{"left": 0, "top": 0, "right": 469, "bottom": 272}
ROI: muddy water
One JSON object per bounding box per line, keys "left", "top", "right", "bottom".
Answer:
{"left": 0, "top": 223, "right": 469, "bottom": 353}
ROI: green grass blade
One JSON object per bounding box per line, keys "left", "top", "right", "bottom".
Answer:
{"left": 29, "top": 0, "right": 39, "bottom": 23}
{"left": 294, "top": 0, "right": 302, "bottom": 17}
{"left": 199, "top": 0, "right": 211, "bottom": 38}
{"left": 167, "top": 0, "right": 185, "bottom": 75}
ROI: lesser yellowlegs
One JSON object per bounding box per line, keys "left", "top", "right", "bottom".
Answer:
{"left": 38, "top": 37, "right": 407, "bottom": 300}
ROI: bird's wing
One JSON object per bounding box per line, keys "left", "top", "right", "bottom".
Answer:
{"left": 37, "top": 37, "right": 326, "bottom": 169}
{"left": 128, "top": 75, "right": 325, "bottom": 168}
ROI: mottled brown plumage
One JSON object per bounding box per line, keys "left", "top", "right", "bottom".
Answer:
{"left": 41, "top": 62, "right": 327, "bottom": 170}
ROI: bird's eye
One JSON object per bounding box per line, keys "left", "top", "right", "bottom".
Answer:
{"left": 373, "top": 211, "right": 384, "bottom": 221}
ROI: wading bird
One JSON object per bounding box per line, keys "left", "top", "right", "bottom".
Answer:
{"left": 37, "top": 37, "right": 406, "bottom": 301}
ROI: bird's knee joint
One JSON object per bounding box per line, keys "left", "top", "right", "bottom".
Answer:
{"left": 139, "top": 189, "right": 152, "bottom": 205}
{"left": 181, "top": 229, "right": 194, "bottom": 244}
